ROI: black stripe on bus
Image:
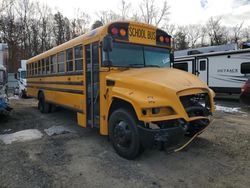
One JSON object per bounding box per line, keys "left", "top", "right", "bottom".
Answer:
{"left": 27, "top": 81, "right": 84, "bottom": 86}
{"left": 26, "top": 71, "right": 83, "bottom": 78}
{"left": 27, "top": 86, "right": 84, "bottom": 94}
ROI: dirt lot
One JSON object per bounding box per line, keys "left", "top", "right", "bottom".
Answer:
{"left": 0, "top": 97, "right": 249, "bottom": 188}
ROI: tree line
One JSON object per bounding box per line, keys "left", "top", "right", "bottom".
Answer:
{"left": 0, "top": 0, "right": 249, "bottom": 72}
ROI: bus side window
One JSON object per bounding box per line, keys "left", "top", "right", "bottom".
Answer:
{"left": 74, "top": 45, "right": 83, "bottom": 71}
{"left": 57, "top": 52, "right": 65, "bottom": 73}
{"left": 45, "top": 58, "right": 50, "bottom": 74}
{"left": 35, "top": 62, "right": 38, "bottom": 75}
{"left": 173, "top": 62, "right": 188, "bottom": 71}
{"left": 241, "top": 62, "right": 250, "bottom": 74}
{"left": 32, "top": 62, "right": 35, "bottom": 76}
{"left": 50, "top": 55, "right": 57, "bottom": 74}
{"left": 66, "top": 48, "right": 73, "bottom": 72}
{"left": 38, "top": 61, "right": 41, "bottom": 75}
{"left": 42, "top": 59, "right": 45, "bottom": 75}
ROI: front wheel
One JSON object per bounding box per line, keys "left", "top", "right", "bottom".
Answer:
{"left": 109, "top": 108, "right": 142, "bottom": 160}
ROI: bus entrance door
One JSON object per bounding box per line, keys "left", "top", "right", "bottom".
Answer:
{"left": 86, "top": 43, "right": 100, "bottom": 128}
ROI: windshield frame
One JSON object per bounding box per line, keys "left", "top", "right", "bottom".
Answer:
{"left": 102, "top": 42, "right": 171, "bottom": 68}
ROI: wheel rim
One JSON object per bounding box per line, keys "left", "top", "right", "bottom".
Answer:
{"left": 113, "top": 120, "right": 132, "bottom": 149}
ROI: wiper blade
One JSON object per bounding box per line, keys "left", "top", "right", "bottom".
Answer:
{"left": 129, "top": 64, "right": 144, "bottom": 67}
{"left": 145, "top": 65, "right": 160, "bottom": 67}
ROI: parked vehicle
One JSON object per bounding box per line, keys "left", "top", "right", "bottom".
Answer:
{"left": 0, "top": 64, "right": 12, "bottom": 115}
{"left": 174, "top": 48, "right": 250, "bottom": 94}
{"left": 240, "top": 78, "right": 250, "bottom": 105}
{"left": 14, "top": 60, "right": 27, "bottom": 98}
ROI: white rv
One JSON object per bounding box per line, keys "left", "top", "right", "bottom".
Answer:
{"left": 174, "top": 48, "right": 250, "bottom": 94}
{"left": 15, "top": 60, "right": 27, "bottom": 98}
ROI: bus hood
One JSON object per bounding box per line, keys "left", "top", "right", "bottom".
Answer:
{"left": 107, "top": 68, "right": 208, "bottom": 94}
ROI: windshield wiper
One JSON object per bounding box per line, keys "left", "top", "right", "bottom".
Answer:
{"left": 129, "top": 64, "right": 144, "bottom": 67}
{"left": 145, "top": 65, "right": 160, "bottom": 67}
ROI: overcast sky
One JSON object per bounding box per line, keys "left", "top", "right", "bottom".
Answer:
{"left": 38, "top": 0, "right": 250, "bottom": 27}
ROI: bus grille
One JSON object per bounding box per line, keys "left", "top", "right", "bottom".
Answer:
{"left": 179, "top": 93, "right": 211, "bottom": 117}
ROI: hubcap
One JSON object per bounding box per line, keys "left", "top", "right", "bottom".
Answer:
{"left": 113, "top": 121, "right": 132, "bottom": 148}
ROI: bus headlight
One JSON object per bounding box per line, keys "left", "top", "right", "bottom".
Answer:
{"left": 142, "top": 107, "right": 175, "bottom": 117}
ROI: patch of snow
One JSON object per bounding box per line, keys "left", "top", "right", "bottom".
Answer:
{"left": 44, "top": 126, "right": 76, "bottom": 136}
{"left": 215, "top": 105, "right": 242, "bottom": 113}
{"left": 0, "top": 129, "right": 43, "bottom": 144}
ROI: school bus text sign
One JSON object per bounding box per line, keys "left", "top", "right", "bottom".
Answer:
{"left": 128, "top": 26, "right": 156, "bottom": 45}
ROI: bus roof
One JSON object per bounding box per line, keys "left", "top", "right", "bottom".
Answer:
{"left": 27, "top": 21, "right": 162, "bottom": 64}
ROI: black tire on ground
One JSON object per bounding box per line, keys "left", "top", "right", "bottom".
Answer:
{"left": 38, "top": 93, "right": 50, "bottom": 113}
{"left": 109, "top": 108, "right": 142, "bottom": 160}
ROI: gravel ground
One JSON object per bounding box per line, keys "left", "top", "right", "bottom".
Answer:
{"left": 0, "top": 97, "right": 249, "bottom": 188}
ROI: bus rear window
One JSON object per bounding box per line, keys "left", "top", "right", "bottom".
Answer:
{"left": 241, "top": 62, "right": 250, "bottom": 74}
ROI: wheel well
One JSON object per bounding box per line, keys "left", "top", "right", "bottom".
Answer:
{"left": 37, "top": 90, "right": 43, "bottom": 99}
{"left": 108, "top": 98, "right": 138, "bottom": 121}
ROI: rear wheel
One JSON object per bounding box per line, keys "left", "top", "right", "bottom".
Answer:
{"left": 38, "top": 93, "right": 50, "bottom": 113}
{"left": 109, "top": 108, "right": 142, "bottom": 160}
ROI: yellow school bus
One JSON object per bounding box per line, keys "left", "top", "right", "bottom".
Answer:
{"left": 27, "top": 21, "right": 215, "bottom": 159}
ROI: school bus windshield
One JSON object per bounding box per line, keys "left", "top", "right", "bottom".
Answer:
{"left": 104, "top": 42, "right": 171, "bottom": 68}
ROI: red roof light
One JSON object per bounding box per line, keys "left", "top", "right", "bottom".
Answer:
{"left": 165, "top": 37, "right": 170, "bottom": 43}
{"left": 111, "top": 27, "right": 118, "bottom": 35}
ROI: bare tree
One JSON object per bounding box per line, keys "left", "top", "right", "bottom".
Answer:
{"left": 36, "top": 2, "right": 53, "bottom": 52}
{"left": 241, "top": 26, "right": 250, "bottom": 42}
{"left": 119, "top": 0, "right": 131, "bottom": 20}
{"left": 96, "top": 10, "right": 120, "bottom": 25}
{"left": 199, "top": 25, "right": 208, "bottom": 47}
{"left": 185, "top": 24, "right": 202, "bottom": 48}
{"left": 53, "top": 11, "right": 65, "bottom": 45}
{"left": 91, "top": 20, "right": 103, "bottom": 30}
{"left": 228, "top": 22, "right": 244, "bottom": 44}
{"left": 173, "top": 26, "right": 189, "bottom": 50}
{"left": 162, "top": 23, "right": 176, "bottom": 36}
{"left": 73, "top": 8, "right": 90, "bottom": 36}
{"left": 0, "top": 0, "right": 14, "bottom": 13}
{"left": 0, "top": 1, "right": 23, "bottom": 72}
{"left": 139, "top": 0, "right": 170, "bottom": 27}
{"left": 206, "top": 17, "right": 227, "bottom": 45}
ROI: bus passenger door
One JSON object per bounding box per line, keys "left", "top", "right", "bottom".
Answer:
{"left": 85, "top": 42, "right": 100, "bottom": 128}
{"left": 196, "top": 59, "right": 208, "bottom": 84}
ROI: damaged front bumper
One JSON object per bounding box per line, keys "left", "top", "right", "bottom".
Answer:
{"left": 138, "top": 117, "right": 213, "bottom": 153}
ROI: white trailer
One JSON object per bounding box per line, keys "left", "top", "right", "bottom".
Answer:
{"left": 14, "top": 60, "right": 27, "bottom": 97}
{"left": 174, "top": 48, "right": 250, "bottom": 94}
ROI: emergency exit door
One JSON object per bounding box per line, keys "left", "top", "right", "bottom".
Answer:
{"left": 196, "top": 59, "right": 208, "bottom": 84}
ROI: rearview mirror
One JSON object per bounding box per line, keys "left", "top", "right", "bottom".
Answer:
{"left": 103, "top": 35, "right": 113, "bottom": 52}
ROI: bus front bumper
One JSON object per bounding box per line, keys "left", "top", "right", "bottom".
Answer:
{"left": 138, "top": 117, "right": 213, "bottom": 152}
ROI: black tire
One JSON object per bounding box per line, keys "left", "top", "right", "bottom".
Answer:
{"left": 109, "top": 108, "right": 142, "bottom": 160}
{"left": 38, "top": 93, "right": 50, "bottom": 113}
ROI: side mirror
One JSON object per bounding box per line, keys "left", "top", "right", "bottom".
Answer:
{"left": 14, "top": 73, "right": 17, "bottom": 80}
{"left": 170, "top": 52, "right": 174, "bottom": 63}
{"left": 103, "top": 35, "right": 113, "bottom": 52}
